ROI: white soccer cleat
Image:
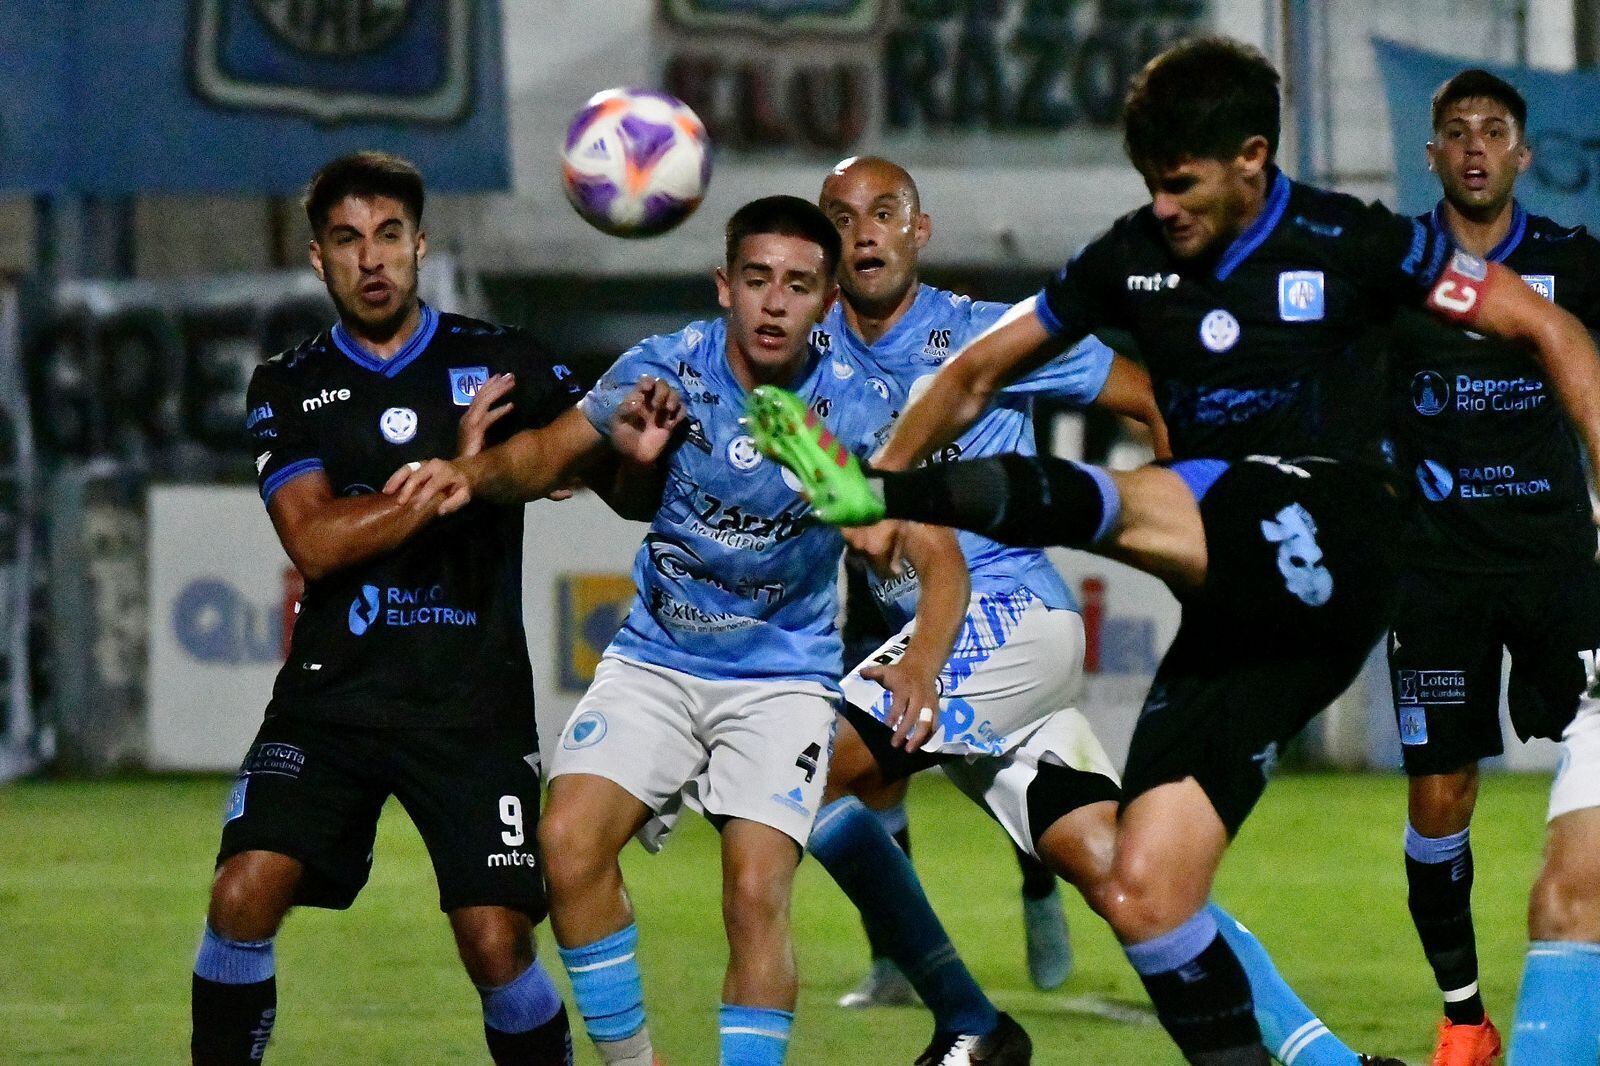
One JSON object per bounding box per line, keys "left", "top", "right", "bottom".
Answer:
{"left": 838, "top": 959, "right": 921, "bottom": 1009}
{"left": 914, "top": 1012, "right": 1032, "bottom": 1065}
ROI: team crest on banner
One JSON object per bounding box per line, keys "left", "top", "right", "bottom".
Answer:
{"left": 660, "top": 0, "right": 880, "bottom": 35}
{"left": 190, "top": 0, "right": 476, "bottom": 124}
{"left": 556, "top": 573, "right": 638, "bottom": 691}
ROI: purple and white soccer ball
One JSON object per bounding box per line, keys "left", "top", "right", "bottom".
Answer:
{"left": 562, "top": 88, "right": 711, "bottom": 238}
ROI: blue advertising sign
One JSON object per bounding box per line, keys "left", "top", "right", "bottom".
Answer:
{"left": 1375, "top": 39, "right": 1600, "bottom": 230}
{"left": 0, "top": 0, "right": 507, "bottom": 194}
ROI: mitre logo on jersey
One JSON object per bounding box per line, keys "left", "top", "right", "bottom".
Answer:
{"left": 449, "top": 366, "right": 488, "bottom": 406}
{"left": 189, "top": 0, "right": 476, "bottom": 124}
{"left": 1126, "top": 272, "right": 1180, "bottom": 292}
{"left": 1277, "top": 271, "right": 1325, "bottom": 322}
{"left": 302, "top": 387, "right": 351, "bottom": 412}
{"left": 1521, "top": 274, "right": 1556, "bottom": 301}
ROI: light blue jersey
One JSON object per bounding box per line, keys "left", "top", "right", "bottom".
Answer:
{"left": 812, "top": 285, "right": 1115, "bottom": 626}
{"left": 581, "top": 318, "right": 894, "bottom": 687}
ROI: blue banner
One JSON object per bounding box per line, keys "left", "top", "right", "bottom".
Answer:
{"left": 1375, "top": 39, "right": 1600, "bottom": 230}
{"left": 0, "top": 0, "right": 507, "bottom": 194}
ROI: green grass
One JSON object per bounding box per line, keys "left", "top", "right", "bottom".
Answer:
{"left": 0, "top": 772, "right": 1549, "bottom": 1064}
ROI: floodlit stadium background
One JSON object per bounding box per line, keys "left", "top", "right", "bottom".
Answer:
{"left": 0, "top": 1, "right": 1588, "bottom": 1062}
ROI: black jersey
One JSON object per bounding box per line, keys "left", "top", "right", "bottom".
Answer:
{"left": 1038, "top": 170, "right": 1455, "bottom": 462}
{"left": 1387, "top": 203, "right": 1600, "bottom": 573}
{"left": 245, "top": 304, "right": 584, "bottom": 727}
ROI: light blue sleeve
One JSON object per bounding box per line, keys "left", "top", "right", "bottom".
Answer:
{"left": 578, "top": 332, "right": 685, "bottom": 438}
{"left": 1001, "top": 333, "right": 1116, "bottom": 408}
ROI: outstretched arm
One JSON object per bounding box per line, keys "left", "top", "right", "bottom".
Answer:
{"left": 1093, "top": 354, "right": 1171, "bottom": 460}
{"left": 268, "top": 471, "right": 443, "bottom": 582}
{"left": 853, "top": 522, "right": 970, "bottom": 753}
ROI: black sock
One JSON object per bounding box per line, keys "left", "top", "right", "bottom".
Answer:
{"left": 1131, "top": 931, "right": 1266, "bottom": 1065}
{"left": 1405, "top": 825, "right": 1483, "bottom": 1024}
{"left": 877, "top": 455, "right": 1116, "bottom": 548}
{"left": 191, "top": 974, "right": 277, "bottom": 1065}
{"left": 485, "top": 1002, "right": 573, "bottom": 1065}
{"left": 892, "top": 824, "right": 912, "bottom": 859}
{"left": 1014, "top": 843, "right": 1056, "bottom": 900}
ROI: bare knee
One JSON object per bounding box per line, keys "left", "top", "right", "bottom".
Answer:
{"left": 207, "top": 852, "right": 300, "bottom": 941}
{"left": 1098, "top": 852, "right": 1209, "bottom": 945}
{"left": 1408, "top": 768, "right": 1480, "bottom": 837}
{"left": 723, "top": 861, "right": 792, "bottom": 945}
{"left": 1529, "top": 864, "right": 1600, "bottom": 943}
{"left": 536, "top": 807, "right": 613, "bottom": 892}
{"left": 451, "top": 906, "right": 534, "bottom": 988}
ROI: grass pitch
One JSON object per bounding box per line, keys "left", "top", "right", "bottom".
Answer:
{"left": 0, "top": 771, "right": 1548, "bottom": 1064}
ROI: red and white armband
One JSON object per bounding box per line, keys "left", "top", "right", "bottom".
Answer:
{"left": 1425, "top": 250, "right": 1490, "bottom": 324}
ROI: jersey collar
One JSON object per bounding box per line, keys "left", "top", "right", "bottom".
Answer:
{"left": 1214, "top": 168, "right": 1291, "bottom": 281}
{"left": 1430, "top": 199, "right": 1527, "bottom": 263}
{"left": 829, "top": 283, "right": 937, "bottom": 356}
{"left": 331, "top": 302, "right": 440, "bottom": 377}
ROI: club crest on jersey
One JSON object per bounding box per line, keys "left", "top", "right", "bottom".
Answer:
{"left": 449, "top": 366, "right": 488, "bottom": 406}
{"left": 1412, "top": 371, "right": 1449, "bottom": 416}
{"left": 1277, "top": 270, "right": 1325, "bottom": 321}
{"left": 1199, "top": 309, "right": 1240, "bottom": 353}
{"left": 727, "top": 434, "right": 763, "bottom": 471}
{"left": 564, "top": 711, "right": 608, "bottom": 749}
{"left": 1399, "top": 706, "right": 1429, "bottom": 745}
{"left": 1521, "top": 274, "right": 1556, "bottom": 301}
{"left": 380, "top": 406, "right": 418, "bottom": 444}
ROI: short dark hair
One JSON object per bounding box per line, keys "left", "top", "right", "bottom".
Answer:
{"left": 1123, "top": 36, "right": 1281, "bottom": 172}
{"left": 304, "top": 151, "right": 425, "bottom": 235}
{"left": 725, "top": 195, "right": 842, "bottom": 277}
{"left": 1431, "top": 69, "right": 1527, "bottom": 132}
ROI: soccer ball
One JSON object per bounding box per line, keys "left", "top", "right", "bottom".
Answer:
{"left": 561, "top": 88, "right": 711, "bottom": 238}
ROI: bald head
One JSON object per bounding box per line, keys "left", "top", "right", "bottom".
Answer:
{"left": 821, "top": 155, "right": 921, "bottom": 214}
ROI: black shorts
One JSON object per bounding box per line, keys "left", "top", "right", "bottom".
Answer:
{"left": 840, "top": 701, "right": 1121, "bottom": 852}
{"left": 217, "top": 712, "right": 546, "bottom": 920}
{"left": 1388, "top": 561, "right": 1600, "bottom": 775}
{"left": 1121, "top": 457, "right": 1404, "bottom": 835}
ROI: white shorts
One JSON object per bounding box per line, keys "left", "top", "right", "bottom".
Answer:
{"left": 1549, "top": 692, "right": 1600, "bottom": 821}
{"left": 942, "top": 707, "right": 1122, "bottom": 860}
{"left": 841, "top": 590, "right": 1086, "bottom": 758}
{"left": 553, "top": 655, "right": 838, "bottom": 850}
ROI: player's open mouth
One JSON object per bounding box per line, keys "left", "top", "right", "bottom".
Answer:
{"left": 1462, "top": 168, "right": 1488, "bottom": 190}
{"left": 853, "top": 256, "right": 886, "bottom": 277}
{"left": 359, "top": 279, "right": 393, "bottom": 305}
{"left": 754, "top": 324, "right": 787, "bottom": 348}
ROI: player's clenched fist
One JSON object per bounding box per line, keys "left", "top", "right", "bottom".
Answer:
{"left": 384, "top": 458, "right": 472, "bottom": 515}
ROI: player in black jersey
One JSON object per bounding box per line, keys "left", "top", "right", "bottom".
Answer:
{"left": 1384, "top": 71, "right": 1600, "bottom": 1066}
{"left": 751, "top": 38, "right": 1600, "bottom": 1066}
{"left": 190, "top": 153, "right": 589, "bottom": 1066}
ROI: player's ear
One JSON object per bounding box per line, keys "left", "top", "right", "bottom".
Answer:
{"left": 308, "top": 239, "right": 326, "bottom": 282}
{"left": 914, "top": 212, "right": 931, "bottom": 251}
{"left": 714, "top": 266, "right": 732, "bottom": 310}
{"left": 1515, "top": 140, "right": 1531, "bottom": 175}
{"left": 819, "top": 280, "right": 840, "bottom": 318}
{"left": 1235, "top": 135, "right": 1271, "bottom": 178}
{"left": 416, "top": 228, "right": 428, "bottom": 264}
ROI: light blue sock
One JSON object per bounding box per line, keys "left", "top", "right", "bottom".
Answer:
{"left": 809, "top": 797, "right": 997, "bottom": 1036}
{"left": 1210, "top": 904, "right": 1358, "bottom": 1065}
{"left": 478, "top": 958, "right": 564, "bottom": 1034}
{"left": 720, "top": 1004, "right": 792, "bottom": 1066}
{"left": 193, "top": 924, "right": 275, "bottom": 984}
{"left": 1509, "top": 940, "right": 1600, "bottom": 1065}
{"left": 871, "top": 802, "right": 909, "bottom": 838}
{"left": 557, "top": 924, "right": 647, "bottom": 1044}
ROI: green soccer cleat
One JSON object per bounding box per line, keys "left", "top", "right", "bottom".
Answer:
{"left": 744, "top": 385, "right": 885, "bottom": 525}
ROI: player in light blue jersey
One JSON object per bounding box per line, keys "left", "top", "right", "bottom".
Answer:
{"left": 801, "top": 157, "right": 1395, "bottom": 1066}
{"left": 390, "top": 196, "right": 976, "bottom": 1066}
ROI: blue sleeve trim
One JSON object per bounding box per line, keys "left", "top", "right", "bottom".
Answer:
{"left": 578, "top": 391, "right": 613, "bottom": 438}
{"left": 1168, "top": 458, "right": 1230, "bottom": 503}
{"left": 1032, "top": 289, "right": 1066, "bottom": 336}
{"left": 1073, "top": 462, "right": 1122, "bottom": 543}
{"left": 262, "top": 458, "right": 323, "bottom": 503}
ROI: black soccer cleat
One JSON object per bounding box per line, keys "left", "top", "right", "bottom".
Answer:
{"left": 914, "top": 1011, "right": 1032, "bottom": 1065}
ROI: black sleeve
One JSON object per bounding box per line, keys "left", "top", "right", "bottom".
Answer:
{"left": 1343, "top": 200, "right": 1456, "bottom": 309}
{"left": 1571, "top": 231, "right": 1600, "bottom": 330}
{"left": 505, "top": 329, "right": 585, "bottom": 432}
{"left": 246, "top": 360, "right": 323, "bottom": 506}
{"left": 1035, "top": 223, "right": 1130, "bottom": 345}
